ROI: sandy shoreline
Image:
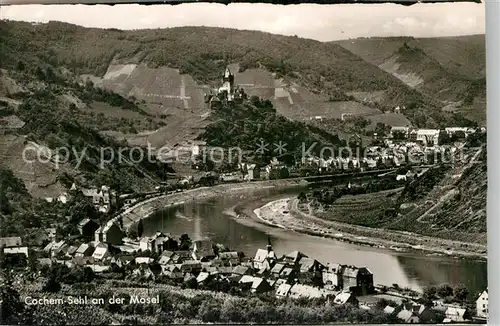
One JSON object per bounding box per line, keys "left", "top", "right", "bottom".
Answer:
{"left": 118, "top": 179, "right": 307, "bottom": 231}
{"left": 252, "top": 197, "right": 487, "bottom": 261}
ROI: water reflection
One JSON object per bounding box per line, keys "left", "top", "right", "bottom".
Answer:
{"left": 143, "top": 186, "right": 487, "bottom": 293}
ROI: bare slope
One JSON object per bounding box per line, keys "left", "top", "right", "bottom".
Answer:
{"left": 389, "top": 147, "right": 487, "bottom": 244}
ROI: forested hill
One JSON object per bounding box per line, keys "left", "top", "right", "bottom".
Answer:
{"left": 0, "top": 20, "right": 459, "bottom": 127}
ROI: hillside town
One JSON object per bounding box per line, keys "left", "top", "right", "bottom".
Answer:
{"left": 0, "top": 225, "right": 489, "bottom": 323}
{"left": 0, "top": 6, "right": 489, "bottom": 323}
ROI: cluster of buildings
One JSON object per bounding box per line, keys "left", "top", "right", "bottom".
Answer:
{"left": 0, "top": 225, "right": 489, "bottom": 322}
{"left": 2, "top": 219, "right": 375, "bottom": 305}
{"left": 44, "top": 184, "right": 117, "bottom": 214}
{"left": 389, "top": 126, "right": 483, "bottom": 147}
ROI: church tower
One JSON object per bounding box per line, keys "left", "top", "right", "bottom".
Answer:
{"left": 266, "top": 235, "right": 273, "bottom": 253}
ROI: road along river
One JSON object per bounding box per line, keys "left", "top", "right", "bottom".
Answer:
{"left": 141, "top": 183, "right": 487, "bottom": 295}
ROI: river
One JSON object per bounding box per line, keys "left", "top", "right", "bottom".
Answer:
{"left": 142, "top": 185, "right": 487, "bottom": 295}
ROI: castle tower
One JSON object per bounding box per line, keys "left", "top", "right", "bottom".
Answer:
{"left": 218, "top": 67, "right": 235, "bottom": 101}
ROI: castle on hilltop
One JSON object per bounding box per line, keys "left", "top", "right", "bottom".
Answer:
{"left": 205, "top": 67, "right": 246, "bottom": 109}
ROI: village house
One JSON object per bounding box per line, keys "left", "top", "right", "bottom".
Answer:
{"left": 220, "top": 171, "right": 244, "bottom": 183}
{"left": 161, "top": 265, "right": 184, "bottom": 280}
{"left": 279, "top": 267, "right": 296, "bottom": 283}
{"left": 253, "top": 237, "right": 278, "bottom": 270}
{"left": 323, "top": 262, "right": 344, "bottom": 290}
{"left": 288, "top": 284, "right": 324, "bottom": 300}
{"left": 281, "top": 250, "right": 307, "bottom": 265}
{"left": 37, "top": 258, "right": 54, "bottom": 268}
{"left": 276, "top": 283, "right": 293, "bottom": 298}
{"left": 75, "top": 243, "right": 94, "bottom": 258}
{"left": 232, "top": 265, "right": 251, "bottom": 277}
{"left": 217, "top": 251, "right": 241, "bottom": 266}
{"left": 297, "top": 258, "right": 324, "bottom": 286}
{"left": 270, "top": 278, "right": 288, "bottom": 290}
{"left": 80, "top": 185, "right": 116, "bottom": 213}
{"left": 0, "top": 236, "right": 29, "bottom": 257}
{"left": 180, "top": 260, "right": 202, "bottom": 274}
{"left": 0, "top": 236, "right": 22, "bottom": 248}
{"left": 384, "top": 305, "right": 396, "bottom": 315}
{"left": 191, "top": 240, "right": 216, "bottom": 262}
{"left": 95, "top": 221, "right": 123, "bottom": 245}
{"left": 92, "top": 246, "right": 110, "bottom": 261}
{"left": 196, "top": 272, "right": 212, "bottom": 285}
{"left": 169, "top": 250, "right": 191, "bottom": 264}
{"left": 414, "top": 129, "right": 441, "bottom": 146}
{"left": 64, "top": 245, "right": 78, "bottom": 258}
{"left": 476, "top": 289, "right": 488, "bottom": 319}
{"left": 411, "top": 304, "right": 439, "bottom": 323}
{"left": 78, "top": 219, "right": 100, "bottom": 239}
{"left": 396, "top": 308, "right": 420, "bottom": 323}
{"left": 45, "top": 240, "right": 68, "bottom": 258}
{"left": 158, "top": 250, "right": 175, "bottom": 265}
{"left": 341, "top": 266, "right": 374, "bottom": 295}
{"left": 238, "top": 275, "right": 273, "bottom": 294}
{"left": 240, "top": 163, "right": 260, "bottom": 181}
{"left": 140, "top": 232, "right": 176, "bottom": 253}
{"left": 111, "top": 255, "right": 134, "bottom": 268}
{"left": 135, "top": 257, "right": 154, "bottom": 265}
{"left": 444, "top": 306, "right": 467, "bottom": 323}
{"left": 270, "top": 263, "right": 286, "bottom": 277}
{"left": 333, "top": 292, "right": 359, "bottom": 306}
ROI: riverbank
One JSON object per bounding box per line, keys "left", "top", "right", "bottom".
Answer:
{"left": 251, "top": 197, "right": 487, "bottom": 261}
{"left": 118, "top": 179, "right": 308, "bottom": 231}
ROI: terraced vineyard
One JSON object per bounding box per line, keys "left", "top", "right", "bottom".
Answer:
{"left": 314, "top": 188, "right": 403, "bottom": 227}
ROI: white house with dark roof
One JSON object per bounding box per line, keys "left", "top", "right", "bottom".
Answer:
{"left": 92, "top": 246, "right": 110, "bottom": 261}
{"left": 444, "top": 306, "right": 467, "bottom": 323}
{"left": 476, "top": 289, "right": 488, "bottom": 319}
{"left": 95, "top": 221, "right": 123, "bottom": 245}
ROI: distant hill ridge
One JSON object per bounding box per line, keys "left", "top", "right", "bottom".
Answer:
{"left": 334, "top": 35, "right": 486, "bottom": 124}
{"left": 1, "top": 20, "right": 447, "bottom": 125}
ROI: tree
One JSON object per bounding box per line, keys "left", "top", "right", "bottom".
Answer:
{"left": 437, "top": 284, "right": 454, "bottom": 299}
{"left": 0, "top": 281, "right": 26, "bottom": 324}
{"left": 197, "top": 300, "right": 221, "bottom": 323}
{"left": 42, "top": 274, "right": 61, "bottom": 293}
{"left": 423, "top": 285, "right": 437, "bottom": 300}
{"left": 453, "top": 284, "right": 469, "bottom": 302}
{"left": 137, "top": 219, "right": 144, "bottom": 238}
{"left": 179, "top": 234, "right": 192, "bottom": 250}
{"left": 297, "top": 192, "right": 307, "bottom": 202}
{"left": 16, "top": 61, "right": 25, "bottom": 71}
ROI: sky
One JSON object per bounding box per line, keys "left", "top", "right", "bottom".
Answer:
{"left": 1, "top": 2, "right": 485, "bottom": 41}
